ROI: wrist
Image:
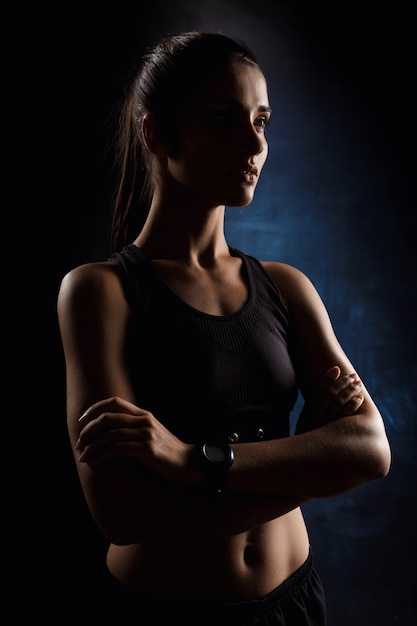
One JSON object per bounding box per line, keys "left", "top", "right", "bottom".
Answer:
{"left": 181, "top": 444, "right": 206, "bottom": 486}
{"left": 199, "top": 441, "right": 235, "bottom": 494}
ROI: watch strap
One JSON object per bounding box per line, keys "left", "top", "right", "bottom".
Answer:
{"left": 199, "top": 441, "right": 234, "bottom": 494}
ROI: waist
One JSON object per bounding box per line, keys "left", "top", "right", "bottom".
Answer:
{"left": 106, "top": 509, "right": 309, "bottom": 601}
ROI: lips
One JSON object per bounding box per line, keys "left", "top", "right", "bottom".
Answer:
{"left": 236, "top": 164, "right": 258, "bottom": 184}
{"left": 241, "top": 165, "right": 258, "bottom": 176}
{"left": 239, "top": 165, "right": 258, "bottom": 183}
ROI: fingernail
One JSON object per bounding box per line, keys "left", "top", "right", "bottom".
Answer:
{"left": 78, "top": 412, "right": 88, "bottom": 422}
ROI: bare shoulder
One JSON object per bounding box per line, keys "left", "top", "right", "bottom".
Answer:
{"left": 57, "top": 260, "right": 126, "bottom": 321}
{"left": 261, "top": 260, "right": 307, "bottom": 282}
{"left": 260, "top": 261, "right": 319, "bottom": 308}
{"left": 57, "top": 260, "right": 131, "bottom": 371}
{"left": 58, "top": 261, "right": 121, "bottom": 299}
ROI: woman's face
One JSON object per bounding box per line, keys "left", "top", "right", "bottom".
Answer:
{"left": 166, "top": 62, "right": 271, "bottom": 208}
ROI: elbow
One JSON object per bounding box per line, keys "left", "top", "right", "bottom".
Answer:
{"left": 357, "top": 431, "right": 391, "bottom": 485}
{"left": 348, "top": 411, "right": 392, "bottom": 485}
{"left": 93, "top": 501, "right": 164, "bottom": 545}
{"left": 97, "top": 520, "right": 147, "bottom": 546}
{"left": 331, "top": 430, "right": 392, "bottom": 496}
{"left": 81, "top": 496, "right": 140, "bottom": 545}
{"left": 100, "top": 526, "right": 132, "bottom": 546}
{"left": 105, "top": 535, "right": 137, "bottom": 547}
{"left": 370, "top": 438, "right": 391, "bottom": 480}
{"left": 89, "top": 502, "right": 150, "bottom": 545}
{"left": 93, "top": 517, "right": 133, "bottom": 546}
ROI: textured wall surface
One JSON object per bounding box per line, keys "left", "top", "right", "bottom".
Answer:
{"left": 27, "top": 2, "right": 416, "bottom": 624}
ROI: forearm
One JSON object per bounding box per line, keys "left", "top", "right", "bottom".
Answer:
{"left": 114, "top": 485, "right": 308, "bottom": 545}
{"left": 71, "top": 385, "right": 390, "bottom": 544}
{"left": 226, "top": 410, "right": 391, "bottom": 498}
{"left": 77, "top": 457, "right": 308, "bottom": 545}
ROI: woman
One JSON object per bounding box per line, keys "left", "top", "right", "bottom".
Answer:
{"left": 57, "top": 31, "right": 391, "bottom": 625}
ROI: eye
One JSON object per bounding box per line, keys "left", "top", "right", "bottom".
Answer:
{"left": 205, "top": 109, "right": 236, "bottom": 127}
{"left": 254, "top": 115, "right": 270, "bottom": 131}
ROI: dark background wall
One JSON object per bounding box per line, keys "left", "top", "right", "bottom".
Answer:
{"left": 26, "top": 2, "right": 416, "bottom": 624}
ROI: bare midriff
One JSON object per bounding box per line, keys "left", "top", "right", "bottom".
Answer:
{"left": 106, "top": 508, "right": 310, "bottom": 601}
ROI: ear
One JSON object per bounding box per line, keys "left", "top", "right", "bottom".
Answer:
{"left": 141, "top": 113, "right": 168, "bottom": 157}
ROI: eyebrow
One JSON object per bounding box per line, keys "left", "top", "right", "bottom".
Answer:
{"left": 202, "top": 97, "right": 272, "bottom": 114}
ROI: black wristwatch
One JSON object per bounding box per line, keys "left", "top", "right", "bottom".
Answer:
{"left": 199, "top": 441, "right": 234, "bottom": 494}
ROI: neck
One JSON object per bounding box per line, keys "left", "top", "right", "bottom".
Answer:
{"left": 133, "top": 190, "right": 229, "bottom": 264}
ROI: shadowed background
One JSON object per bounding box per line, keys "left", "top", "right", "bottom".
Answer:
{"left": 26, "top": 2, "right": 416, "bottom": 624}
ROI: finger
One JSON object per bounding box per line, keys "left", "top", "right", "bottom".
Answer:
{"left": 323, "top": 375, "right": 362, "bottom": 409}
{"left": 299, "top": 367, "right": 338, "bottom": 420}
{"left": 307, "top": 366, "right": 340, "bottom": 409}
{"left": 323, "top": 395, "right": 364, "bottom": 423}
{"left": 321, "top": 384, "right": 364, "bottom": 422}
{"left": 76, "top": 411, "right": 150, "bottom": 447}
{"left": 341, "top": 394, "right": 364, "bottom": 416}
{"left": 317, "top": 366, "right": 341, "bottom": 391}
{"left": 78, "top": 396, "right": 139, "bottom": 424}
{"left": 313, "top": 373, "right": 362, "bottom": 420}
{"left": 78, "top": 440, "right": 147, "bottom": 466}
{"left": 77, "top": 425, "right": 153, "bottom": 459}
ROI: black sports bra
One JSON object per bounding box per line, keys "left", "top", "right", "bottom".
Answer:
{"left": 109, "top": 244, "right": 298, "bottom": 444}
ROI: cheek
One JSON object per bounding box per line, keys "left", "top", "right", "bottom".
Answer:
{"left": 260, "top": 140, "right": 268, "bottom": 169}
{"left": 175, "top": 141, "right": 218, "bottom": 179}
{"left": 167, "top": 154, "right": 210, "bottom": 191}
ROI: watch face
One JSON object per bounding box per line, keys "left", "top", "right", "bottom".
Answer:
{"left": 205, "top": 443, "right": 227, "bottom": 463}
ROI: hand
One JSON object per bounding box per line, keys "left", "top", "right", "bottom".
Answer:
{"left": 75, "top": 396, "right": 196, "bottom": 484}
{"left": 296, "top": 366, "right": 364, "bottom": 434}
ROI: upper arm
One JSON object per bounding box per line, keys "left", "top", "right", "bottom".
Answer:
{"left": 263, "top": 262, "right": 368, "bottom": 400}
{"left": 57, "top": 261, "right": 135, "bottom": 446}
{"left": 262, "top": 262, "right": 392, "bottom": 477}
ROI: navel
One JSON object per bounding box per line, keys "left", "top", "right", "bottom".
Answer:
{"left": 243, "top": 543, "right": 261, "bottom": 568}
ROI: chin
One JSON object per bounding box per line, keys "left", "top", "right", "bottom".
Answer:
{"left": 227, "top": 195, "right": 255, "bottom": 208}
{"left": 224, "top": 189, "right": 256, "bottom": 207}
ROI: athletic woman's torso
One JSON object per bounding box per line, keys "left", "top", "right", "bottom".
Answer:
{"left": 105, "top": 244, "right": 310, "bottom": 599}
{"left": 107, "top": 510, "right": 309, "bottom": 600}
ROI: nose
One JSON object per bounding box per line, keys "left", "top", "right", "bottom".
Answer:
{"left": 240, "top": 120, "right": 267, "bottom": 158}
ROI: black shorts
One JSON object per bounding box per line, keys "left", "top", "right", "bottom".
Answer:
{"left": 85, "top": 549, "right": 327, "bottom": 625}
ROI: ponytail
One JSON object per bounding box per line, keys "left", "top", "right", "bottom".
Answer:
{"left": 110, "top": 87, "right": 151, "bottom": 253}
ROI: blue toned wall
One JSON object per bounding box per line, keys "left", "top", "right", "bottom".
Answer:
{"left": 27, "top": 2, "right": 416, "bottom": 624}
{"left": 225, "top": 11, "right": 416, "bottom": 624}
